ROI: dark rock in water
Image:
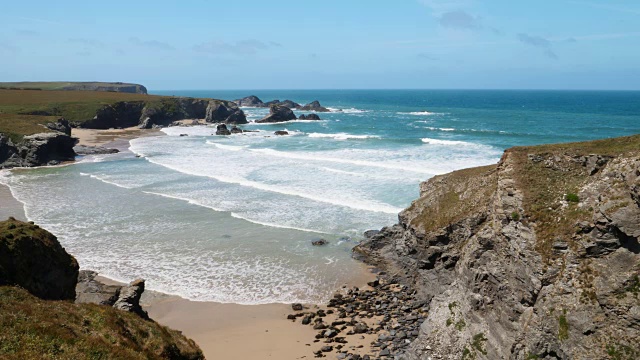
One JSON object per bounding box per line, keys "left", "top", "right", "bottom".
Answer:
{"left": 363, "top": 230, "right": 380, "bottom": 238}
{"left": 274, "top": 130, "right": 289, "bottom": 136}
{"left": 73, "top": 145, "right": 119, "bottom": 155}
{"left": 299, "top": 113, "right": 321, "bottom": 120}
{"left": 179, "top": 133, "right": 188, "bottom": 137}
{"left": 75, "top": 270, "right": 121, "bottom": 306}
{"left": 256, "top": 105, "right": 297, "bottom": 123}
{"left": 278, "top": 100, "right": 301, "bottom": 109}
{"left": 292, "top": 303, "right": 304, "bottom": 311}
{"left": 312, "top": 239, "right": 328, "bottom": 246}
{"left": 299, "top": 100, "right": 330, "bottom": 112}
{"left": 230, "top": 126, "right": 243, "bottom": 134}
{"left": 113, "top": 278, "right": 149, "bottom": 320}
{"left": 234, "top": 95, "right": 264, "bottom": 107}
{"left": 263, "top": 99, "right": 280, "bottom": 107}
{"left": 215, "top": 124, "right": 231, "bottom": 135}
{"left": 139, "top": 117, "right": 153, "bottom": 129}
{"left": 0, "top": 218, "right": 79, "bottom": 300}
{"left": 45, "top": 118, "right": 71, "bottom": 135}
{"left": 206, "top": 101, "right": 248, "bottom": 124}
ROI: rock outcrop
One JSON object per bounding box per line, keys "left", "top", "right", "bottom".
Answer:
{"left": 0, "top": 132, "right": 77, "bottom": 168}
{"left": 215, "top": 124, "right": 231, "bottom": 135}
{"left": 73, "top": 145, "right": 119, "bottom": 155}
{"left": 45, "top": 118, "right": 72, "bottom": 135}
{"left": 234, "top": 95, "right": 265, "bottom": 107}
{"left": 299, "top": 100, "right": 330, "bottom": 112}
{"left": 256, "top": 105, "right": 297, "bottom": 123}
{"left": 113, "top": 279, "right": 150, "bottom": 320}
{"left": 205, "top": 101, "right": 247, "bottom": 124}
{"left": 75, "top": 270, "right": 122, "bottom": 305}
{"left": 355, "top": 134, "right": 640, "bottom": 360}
{"left": 0, "top": 218, "right": 79, "bottom": 300}
{"left": 299, "top": 114, "right": 321, "bottom": 120}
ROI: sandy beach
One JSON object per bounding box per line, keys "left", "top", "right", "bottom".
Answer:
{"left": 3, "top": 125, "right": 379, "bottom": 359}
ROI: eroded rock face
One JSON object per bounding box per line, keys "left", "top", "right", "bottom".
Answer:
{"left": 75, "top": 270, "right": 121, "bottom": 306}
{"left": 45, "top": 118, "right": 72, "bottom": 135}
{"left": 256, "top": 105, "right": 297, "bottom": 123}
{"left": 113, "top": 279, "right": 149, "bottom": 320}
{"left": 215, "top": 124, "right": 231, "bottom": 135}
{"left": 205, "top": 101, "right": 247, "bottom": 124}
{"left": 355, "top": 136, "right": 640, "bottom": 360}
{"left": 234, "top": 95, "right": 265, "bottom": 107}
{"left": 299, "top": 100, "right": 330, "bottom": 112}
{"left": 0, "top": 218, "right": 79, "bottom": 300}
{"left": 0, "top": 132, "right": 78, "bottom": 168}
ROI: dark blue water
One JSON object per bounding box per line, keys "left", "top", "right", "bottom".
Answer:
{"left": 154, "top": 89, "right": 640, "bottom": 150}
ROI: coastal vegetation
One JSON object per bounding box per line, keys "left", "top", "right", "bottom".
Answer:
{"left": 0, "top": 81, "right": 147, "bottom": 94}
{"left": 0, "top": 218, "right": 203, "bottom": 359}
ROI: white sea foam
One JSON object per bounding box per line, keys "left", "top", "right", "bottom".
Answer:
{"left": 399, "top": 111, "right": 439, "bottom": 116}
{"left": 421, "top": 137, "right": 478, "bottom": 146}
{"left": 79, "top": 172, "right": 134, "bottom": 189}
{"left": 245, "top": 119, "right": 328, "bottom": 125}
{"left": 328, "top": 107, "right": 368, "bottom": 113}
{"left": 210, "top": 143, "right": 248, "bottom": 151}
{"left": 307, "top": 132, "right": 380, "bottom": 140}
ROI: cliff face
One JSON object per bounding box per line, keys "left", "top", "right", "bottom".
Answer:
{"left": 356, "top": 135, "right": 640, "bottom": 360}
{"left": 82, "top": 98, "right": 246, "bottom": 129}
{"left": 0, "top": 131, "right": 77, "bottom": 168}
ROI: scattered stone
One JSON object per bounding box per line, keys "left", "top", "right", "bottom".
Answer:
{"left": 230, "top": 126, "right": 243, "bottom": 134}
{"left": 179, "top": 133, "right": 188, "bottom": 137}
{"left": 274, "top": 130, "right": 289, "bottom": 136}
{"left": 312, "top": 239, "right": 329, "bottom": 246}
{"left": 292, "top": 303, "right": 304, "bottom": 311}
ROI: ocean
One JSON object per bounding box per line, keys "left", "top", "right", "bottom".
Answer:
{"left": 2, "top": 89, "right": 639, "bottom": 304}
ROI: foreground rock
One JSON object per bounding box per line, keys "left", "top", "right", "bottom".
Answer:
{"left": 355, "top": 134, "right": 640, "bottom": 359}
{"left": 299, "top": 100, "right": 330, "bottom": 112}
{"left": 256, "top": 105, "right": 297, "bottom": 123}
{"left": 274, "top": 130, "right": 289, "bottom": 136}
{"left": 0, "top": 218, "right": 79, "bottom": 300}
{"left": 0, "top": 218, "right": 204, "bottom": 359}
{"left": 0, "top": 132, "right": 77, "bottom": 168}
{"left": 73, "top": 145, "right": 119, "bottom": 155}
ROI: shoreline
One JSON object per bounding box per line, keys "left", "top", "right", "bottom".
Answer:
{"left": 2, "top": 124, "right": 380, "bottom": 359}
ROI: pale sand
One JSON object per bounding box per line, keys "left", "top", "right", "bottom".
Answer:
{"left": 72, "top": 127, "right": 161, "bottom": 147}
{"left": 0, "top": 184, "right": 27, "bottom": 221}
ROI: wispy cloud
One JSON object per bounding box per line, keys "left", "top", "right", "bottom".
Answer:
{"left": 517, "top": 33, "right": 557, "bottom": 59}
{"left": 11, "top": 16, "right": 64, "bottom": 26}
{"left": 417, "top": 52, "right": 439, "bottom": 60}
{"left": 439, "top": 10, "right": 481, "bottom": 30}
{"left": 568, "top": 0, "right": 640, "bottom": 16}
{"left": 559, "top": 31, "right": 640, "bottom": 41}
{"left": 193, "top": 39, "right": 279, "bottom": 55}
{"left": 68, "top": 38, "right": 105, "bottom": 48}
{"left": 15, "top": 29, "right": 39, "bottom": 37}
{"left": 129, "top": 37, "right": 175, "bottom": 51}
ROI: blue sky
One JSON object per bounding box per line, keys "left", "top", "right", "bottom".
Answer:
{"left": 1, "top": 0, "right": 639, "bottom": 90}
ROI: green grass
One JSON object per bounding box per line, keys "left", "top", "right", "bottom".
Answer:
{"left": 558, "top": 311, "right": 569, "bottom": 341}
{"left": 0, "top": 81, "right": 145, "bottom": 93}
{"left": 0, "top": 286, "right": 203, "bottom": 360}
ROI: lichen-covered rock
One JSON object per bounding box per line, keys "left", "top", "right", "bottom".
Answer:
{"left": 0, "top": 218, "right": 79, "bottom": 300}
{"left": 356, "top": 134, "right": 640, "bottom": 360}
{"left": 75, "top": 270, "right": 121, "bottom": 306}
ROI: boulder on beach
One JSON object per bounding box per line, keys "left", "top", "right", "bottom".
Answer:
{"left": 312, "top": 239, "right": 328, "bottom": 246}
{"left": 256, "top": 105, "right": 297, "bottom": 123}
{"left": 298, "top": 100, "right": 330, "bottom": 112}
{"left": 274, "top": 130, "right": 289, "bottom": 136}
{"left": 233, "top": 95, "right": 264, "bottom": 107}
{"left": 299, "top": 114, "right": 321, "bottom": 120}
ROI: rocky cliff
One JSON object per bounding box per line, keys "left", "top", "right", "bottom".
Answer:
{"left": 84, "top": 97, "right": 246, "bottom": 129}
{"left": 356, "top": 134, "right": 640, "bottom": 360}
{"left": 0, "top": 218, "right": 204, "bottom": 359}
{"left": 0, "top": 130, "right": 77, "bottom": 168}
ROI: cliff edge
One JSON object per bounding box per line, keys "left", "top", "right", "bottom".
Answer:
{"left": 356, "top": 134, "right": 640, "bottom": 359}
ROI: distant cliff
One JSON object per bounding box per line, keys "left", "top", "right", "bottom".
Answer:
{"left": 0, "top": 81, "right": 148, "bottom": 94}
{"left": 356, "top": 134, "right": 640, "bottom": 359}
{"left": 0, "top": 89, "right": 246, "bottom": 168}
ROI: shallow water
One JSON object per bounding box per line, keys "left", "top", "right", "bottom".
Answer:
{"left": 2, "top": 89, "right": 639, "bottom": 304}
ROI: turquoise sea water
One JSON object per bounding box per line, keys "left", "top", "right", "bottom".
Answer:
{"left": 2, "top": 90, "right": 639, "bottom": 304}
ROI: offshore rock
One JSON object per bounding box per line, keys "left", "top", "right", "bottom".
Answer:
{"left": 299, "top": 113, "right": 321, "bottom": 120}
{"left": 206, "top": 101, "right": 248, "bottom": 124}
{"left": 256, "top": 105, "right": 297, "bottom": 123}
{"left": 215, "top": 124, "right": 231, "bottom": 135}
{"left": 73, "top": 145, "right": 119, "bottom": 155}
{"left": 299, "top": 100, "right": 330, "bottom": 112}
{"left": 234, "top": 95, "right": 265, "bottom": 107}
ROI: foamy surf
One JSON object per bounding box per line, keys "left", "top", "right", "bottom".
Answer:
{"left": 307, "top": 132, "right": 380, "bottom": 140}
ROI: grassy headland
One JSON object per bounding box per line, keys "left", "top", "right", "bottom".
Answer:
{"left": 0, "top": 81, "right": 147, "bottom": 94}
